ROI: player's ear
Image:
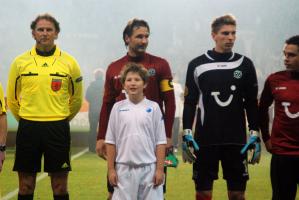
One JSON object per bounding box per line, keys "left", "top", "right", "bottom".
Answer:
{"left": 32, "top": 30, "right": 36, "bottom": 39}
{"left": 211, "top": 31, "right": 216, "bottom": 41}
{"left": 125, "top": 35, "right": 130, "bottom": 45}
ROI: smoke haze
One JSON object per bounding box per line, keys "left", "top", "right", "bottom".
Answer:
{"left": 0, "top": 0, "right": 298, "bottom": 90}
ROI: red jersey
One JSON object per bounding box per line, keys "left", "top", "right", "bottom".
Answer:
{"left": 259, "top": 70, "right": 299, "bottom": 155}
{"left": 97, "top": 53, "right": 175, "bottom": 140}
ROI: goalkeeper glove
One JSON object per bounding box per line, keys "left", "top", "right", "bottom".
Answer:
{"left": 240, "top": 130, "right": 261, "bottom": 164}
{"left": 182, "top": 129, "right": 199, "bottom": 163}
{"left": 164, "top": 151, "right": 179, "bottom": 168}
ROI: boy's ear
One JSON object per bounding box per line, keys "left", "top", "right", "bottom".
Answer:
{"left": 144, "top": 83, "right": 148, "bottom": 89}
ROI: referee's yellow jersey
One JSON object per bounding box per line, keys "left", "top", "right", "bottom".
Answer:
{"left": 0, "top": 83, "right": 6, "bottom": 114}
{"left": 7, "top": 46, "right": 83, "bottom": 121}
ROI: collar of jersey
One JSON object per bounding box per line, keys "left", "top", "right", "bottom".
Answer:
{"left": 126, "top": 53, "right": 150, "bottom": 63}
{"left": 30, "top": 45, "right": 61, "bottom": 57}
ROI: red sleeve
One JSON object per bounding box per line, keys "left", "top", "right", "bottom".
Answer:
{"left": 159, "top": 59, "right": 175, "bottom": 138}
{"left": 258, "top": 77, "right": 274, "bottom": 142}
{"left": 97, "top": 65, "right": 116, "bottom": 140}
{"left": 163, "top": 90, "right": 175, "bottom": 138}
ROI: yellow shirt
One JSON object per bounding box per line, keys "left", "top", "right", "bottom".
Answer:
{"left": 0, "top": 83, "right": 6, "bottom": 114}
{"left": 7, "top": 46, "right": 83, "bottom": 121}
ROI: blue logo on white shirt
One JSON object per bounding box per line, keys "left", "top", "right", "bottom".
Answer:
{"left": 146, "top": 108, "right": 152, "bottom": 113}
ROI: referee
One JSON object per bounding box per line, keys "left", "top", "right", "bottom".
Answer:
{"left": 7, "top": 14, "right": 83, "bottom": 200}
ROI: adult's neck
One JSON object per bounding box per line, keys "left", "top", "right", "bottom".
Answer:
{"left": 36, "top": 45, "right": 56, "bottom": 57}
{"left": 127, "top": 50, "right": 145, "bottom": 58}
{"left": 36, "top": 44, "right": 56, "bottom": 53}
{"left": 214, "top": 47, "right": 232, "bottom": 54}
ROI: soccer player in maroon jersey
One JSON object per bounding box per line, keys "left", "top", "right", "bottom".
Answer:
{"left": 259, "top": 35, "right": 299, "bottom": 200}
{"left": 96, "top": 18, "right": 175, "bottom": 199}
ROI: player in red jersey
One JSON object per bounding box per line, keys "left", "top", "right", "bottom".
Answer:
{"left": 259, "top": 35, "right": 299, "bottom": 200}
{"left": 96, "top": 18, "right": 175, "bottom": 199}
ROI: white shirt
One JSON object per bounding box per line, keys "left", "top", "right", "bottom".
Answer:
{"left": 105, "top": 98, "right": 166, "bottom": 166}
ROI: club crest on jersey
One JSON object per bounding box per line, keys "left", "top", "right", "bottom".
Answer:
{"left": 233, "top": 70, "right": 242, "bottom": 79}
{"left": 51, "top": 79, "right": 62, "bottom": 91}
{"left": 148, "top": 68, "right": 156, "bottom": 76}
{"left": 146, "top": 108, "right": 152, "bottom": 113}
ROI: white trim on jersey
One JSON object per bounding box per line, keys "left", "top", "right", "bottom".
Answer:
{"left": 204, "top": 52, "right": 215, "bottom": 61}
{"left": 193, "top": 56, "right": 244, "bottom": 89}
{"left": 204, "top": 51, "right": 235, "bottom": 61}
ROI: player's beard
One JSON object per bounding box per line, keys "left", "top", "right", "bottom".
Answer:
{"left": 132, "top": 44, "right": 147, "bottom": 55}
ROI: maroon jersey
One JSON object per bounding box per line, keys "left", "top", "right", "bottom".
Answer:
{"left": 97, "top": 53, "right": 175, "bottom": 140}
{"left": 259, "top": 70, "right": 299, "bottom": 155}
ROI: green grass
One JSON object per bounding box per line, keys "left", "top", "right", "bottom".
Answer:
{"left": 0, "top": 148, "right": 298, "bottom": 200}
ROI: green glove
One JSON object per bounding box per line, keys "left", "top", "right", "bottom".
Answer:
{"left": 164, "top": 152, "right": 179, "bottom": 168}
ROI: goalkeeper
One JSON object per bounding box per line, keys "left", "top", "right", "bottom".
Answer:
{"left": 182, "top": 14, "right": 260, "bottom": 200}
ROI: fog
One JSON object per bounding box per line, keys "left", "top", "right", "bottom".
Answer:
{"left": 0, "top": 0, "right": 299, "bottom": 90}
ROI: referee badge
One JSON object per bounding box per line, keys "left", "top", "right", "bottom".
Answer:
{"left": 51, "top": 79, "right": 62, "bottom": 91}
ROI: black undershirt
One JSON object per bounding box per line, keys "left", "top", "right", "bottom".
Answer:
{"left": 36, "top": 46, "right": 56, "bottom": 57}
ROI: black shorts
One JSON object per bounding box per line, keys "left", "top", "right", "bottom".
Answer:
{"left": 13, "top": 118, "right": 71, "bottom": 173}
{"left": 193, "top": 145, "right": 248, "bottom": 191}
{"left": 271, "top": 154, "right": 299, "bottom": 200}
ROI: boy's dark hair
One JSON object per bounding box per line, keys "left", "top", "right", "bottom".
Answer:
{"left": 31, "top": 13, "right": 60, "bottom": 33}
{"left": 211, "top": 14, "right": 236, "bottom": 33}
{"left": 285, "top": 35, "right": 299, "bottom": 50}
{"left": 123, "top": 18, "right": 150, "bottom": 46}
{"left": 120, "top": 63, "right": 149, "bottom": 85}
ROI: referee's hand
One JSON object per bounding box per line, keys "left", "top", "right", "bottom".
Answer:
{"left": 96, "top": 139, "right": 107, "bottom": 160}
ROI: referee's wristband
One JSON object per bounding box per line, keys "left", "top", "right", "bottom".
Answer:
{"left": 0, "top": 145, "right": 6, "bottom": 152}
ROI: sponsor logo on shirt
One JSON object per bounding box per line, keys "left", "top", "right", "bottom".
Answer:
{"left": 119, "top": 108, "right": 129, "bottom": 112}
{"left": 217, "top": 64, "right": 227, "bottom": 67}
{"left": 114, "top": 75, "right": 121, "bottom": 79}
{"left": 51, "top": 79, "right": 62, "bottom": 91}
{"left": 281, "top": 102, "right": 299, "bottom": 119}
{"left": 211, "top": 85, "right": 236, "bottom": 107}
{"left": 275, "top": 86, "right": 287, "bottom": 90}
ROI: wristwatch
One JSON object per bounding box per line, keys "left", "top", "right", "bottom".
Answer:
{"left": 0, "top": 145, "right": 6, "bottom": 152}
